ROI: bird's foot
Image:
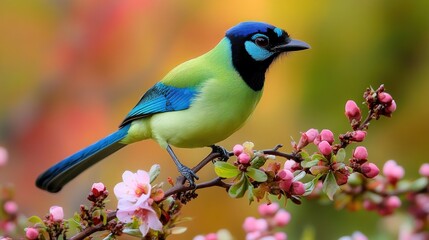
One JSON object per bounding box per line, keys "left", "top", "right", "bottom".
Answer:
{"left": 210, "top": 145, "right": 231, "bottom": 162}
{"left": 178, "top": 164, "right": 199, "bottom": 188}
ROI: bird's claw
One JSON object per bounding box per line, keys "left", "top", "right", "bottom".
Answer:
{"left": 210, "top": 145, "right": 231, "bottom": 162}
{"left": 178, "top": 165, "right": 199, "bottom": 188}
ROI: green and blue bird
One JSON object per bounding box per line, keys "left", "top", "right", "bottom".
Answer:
{"left": 36, "top": 21, "right": 309, "bottom": 193}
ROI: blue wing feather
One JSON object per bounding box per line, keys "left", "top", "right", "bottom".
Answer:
{"left": 120, "top": 82, "right": 198, "bottom": 126}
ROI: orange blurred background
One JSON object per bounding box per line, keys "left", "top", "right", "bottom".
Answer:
{"left": 1, "top": 1, "right": 429, "bottom": 239}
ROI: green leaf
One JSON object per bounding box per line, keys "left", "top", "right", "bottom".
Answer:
{"left": 300, "top": 150, "right": 311, "bottom": 162}
{"left": 336, "top": 148, "right": 346, "bottom": 162}
{"left": 170, "top": 227, "right": 188, "bottom": 235}
{"left": 214, "top": 161, "right": 240, "bottom": 178}
{"left": 228, "top": 174, "right": 249, "bottom": 198}
{"left": 102, "top": 233, "right": 115, "bottom": 240}
{"left": 323, "top": 171, "right": 340, "bottom": 200}
{"left": 309, "top": 165, "right": 329, "bottom": 175}
{"left": 149, "top": 164, "right": 161, "bottom": 183}
{"left": 311, "top": 153, "right": 327, "bottom": 162}
{"left": 301, "top": 159, "right": 319, "bottom": 168}
{"left": 410, "top": 177, "right": 429, "bottom": 191}
{"left": 247, "top": 184, "right": 255, "bottom": 204}
{"left": 28, "top": 216, "right": 44, "bottom": 225}
{"left": 246, "top": 167, "right": 267, "bottom": 182}
{"left": 123, "top": 228, "right": 143, "bottom": 238}
{"left": 293, "top": 170, "right": 307, "bottom": 182}
{"left": 303, "top": 174, "right": 322, "bottom": 196}
{"left": 66, "top": 217, "right": 82, "bottom": 233}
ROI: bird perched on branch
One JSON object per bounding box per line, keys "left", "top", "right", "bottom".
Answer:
{"left": 36, "top": 21, "right": 310, "bottom": 193}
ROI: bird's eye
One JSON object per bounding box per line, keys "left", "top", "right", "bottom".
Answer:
{"left": 254, "top": 37, "right": 269, "bottom": 47}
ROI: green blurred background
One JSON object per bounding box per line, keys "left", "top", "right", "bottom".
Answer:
{"left": 1, "top": 0, "right": 428, "bottom": 239}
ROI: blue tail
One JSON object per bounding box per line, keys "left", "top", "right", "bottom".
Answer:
{"left": 36, "top": 124, "right": 131, "bottom": 193}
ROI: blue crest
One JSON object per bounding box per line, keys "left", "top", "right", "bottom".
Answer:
{"left": 226, "top": 21, "right": 277, "bottom": 37}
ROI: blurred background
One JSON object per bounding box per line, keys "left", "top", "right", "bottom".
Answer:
{"left": 1, "top": 0, "right": 428, "bottom": 239}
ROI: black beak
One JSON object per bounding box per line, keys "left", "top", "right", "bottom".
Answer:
{"left": 271, "top": 38, "right": 310, "bottom": 52}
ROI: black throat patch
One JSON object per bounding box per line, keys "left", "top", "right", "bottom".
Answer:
{"left": 228, "top": 38, "right": 278, "bottom": 91}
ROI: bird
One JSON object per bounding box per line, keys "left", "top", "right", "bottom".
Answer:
{"left": 36, "top": 21, "right": 310, "bottom": 193}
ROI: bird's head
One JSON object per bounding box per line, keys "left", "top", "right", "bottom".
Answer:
{"left": 226, "top": 21, "right": 310, "bottom": 91}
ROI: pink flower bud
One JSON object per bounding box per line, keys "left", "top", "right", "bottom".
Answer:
{"left": 284, "top": 160, "right": 297, "bottom": 172}
{"left": 419, "top": 163, "right": 429, "bottom": 177}
{"left": 363, "top": 199, "right": 377, "bottom": 210}
{"left": 0, "top": 146, "right": 8, "bottom": 167}
{"left": 278, "top": 170, "right": 293, "bottom": 191}
{"left": 345, "top": 100, "right": 361, "bottom": 122}
{"left": 273, "top": 209, "right": 291, "bottom": 227}
{"left": 320, "top": 129, "right": 334, "bottom": 144}
{"left": 386, "top": 100, "right": 397, "bottom": 113}
{"left": 25, "top": 227, "right": 39, "bottom": 240}
{"left": 385, "top": 196, "right": 401, "bottom": 209}
{"left": 351, "top": 130, "right": 366, "bottom": 142}
{"left": 205, "top": 233, "right": 217, "bottom": 240}
{"left": 353, "top": 146, "right": 368, "bottom": 160}
{"left": 318, "top": 141, "right": 332, "bottom": 156}
{"left": 274, "top": 232, "right": 287, "bottom": 240}
{"left": 91, "top": 182, "right": 106, "bottom": 197}
{"left": 383, "top": 160, "right": 404, "bottom": 184}
{"left": 3, "top": 201, "right": 18, "bottom": 215}
{"left": 351, "top": 231, "right": 368, "bottom": 240}
{"left": 49, "top": 206, "right": 64, "bottom": 222}
{"left": 291, "top": 181, "right": 305, "bottom": 196}
{"left": 378, "top": 92, "right": 393, "bottom": 104}
{"left": 258, "top": 202, "right": 279, "bottom": 217}
{"left": 246, "top": 232, "right": 262, "bottom": 240}
{"left": 305, "top": 128, "right": 319, "bottom": 143}
{"left": 254, "top": 219, "right": 268, "bottom": 231}
{"left": 361, "top": 162, "right": 379, "bottom": 178}
{"left": 238, "top": 153, "right": 251, "bottom": 164}
{"left": 243, "top": 217, "right": 257, "bottom": 232}
{"left": 233, "top": 144, "right": 244, "bottom": 156}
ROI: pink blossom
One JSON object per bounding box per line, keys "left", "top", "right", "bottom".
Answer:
{"left": 233, "top": 144, "right": 244, "bottom": 156}
{"left": 0, "top": 146, "right": 8, "bottom": 167}
{"left": 385, "top": 196, "right": 401, "bottom": 209}
{"left": 360, "top": 162, "right": 379, "bottom": 178}
{"left": 116, "top": 201, "right": 163, "bottom": 236}
{"left": 419, "top": 163, "right": 429, "bottom": 177}
{"left": 351, "top": 231, "right": 368, "bottom": 240}
{"left": 258, "top": 202, "right": 279, "bottom": 217}
{"left": 25, "top": 227, "right": 39, "bottom": 240}
{"left": 353, "top": 146, "right": 368, "bottom": 160}
{"left": 243, "top": 217, "right": 258, "bottom": 232}
{"left": 238, "top": 153, "right": 251, "bottom": 164}
{"left": 115, "top": 169, "right": 162, "bottom": 236}
{"left": 273, "top": 209, "right": 291, "bottom": 227}
{"left": 243, "top": 217, "right": 268, "bottom": 232}
{"left": 283, "top": 160, "right": 297, "bottom": 172}
{"left": 114, "top": 170, "right": 152, "bottom": 205}
{"left": 205, "top": 233, "right": 217, "bottom": 240}
{"left": 3, "top": 201, "right": 18, "bottom": 215}
{"left": 386, "top": 100, "right": 396, "bottom": 113}
{"left": 320, "top": 129, "right": 334, "bottom": 144}
{"left": 291, "top": 181, "right": 305, "bottom": 196}
{"left": 351, "top": 130, "right": 366, "bottom": 142}
{"left": 246, "top": 231, "right": 262, "bottom": 240}
{"left": 274, "top": 232, "right": 287, "bottom": 240}
{"left": 378, "top": 92, "right": 393, "bottom": 104}
{"left": 278, "top": 169, "right": 293, "bottom": 191}
{"left": 383, "top": 160, "right": 404, "bottom": 184}
{"left": 345, "top": 100, "right": 362, "bottom": 122}
{"left": 318, "top": 140, "right": 332, "bottom": 156}
{"left": 91, "top": 182, "right": 106, "bottom": 197}
{"left": 49, "top": 206, "right": 64, "bottom": 221}
{"left": 305, "top": 128, "right": 319, "bottom": 143}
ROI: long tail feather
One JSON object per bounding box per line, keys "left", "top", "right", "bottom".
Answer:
{"left": 36, "top": 125, "right": 131, "bottom": 193}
